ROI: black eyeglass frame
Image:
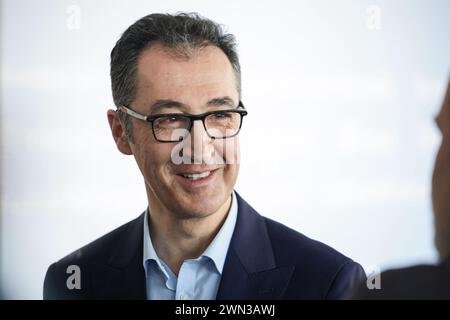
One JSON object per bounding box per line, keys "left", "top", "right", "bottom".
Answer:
{"left": 117, "top": 101, "right": 248, "bottom": 143}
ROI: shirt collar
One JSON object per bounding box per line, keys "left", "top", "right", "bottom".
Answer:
{"left": 143, "top": 208, "right": 172, "bottom": 280}
{"left": 201, "top": 190, "right": 238, "bottom": 274}
{"left": 143, "top": 190, "right": 238, "bottom": 275}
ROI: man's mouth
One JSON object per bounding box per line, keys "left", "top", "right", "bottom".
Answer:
{"left": 181, "top": 171, "right": 211, "bottom": 181}
{"left": 174, "top": 167, "right": 222, "bottom": 187}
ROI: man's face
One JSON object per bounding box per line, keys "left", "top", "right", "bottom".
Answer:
{"left": 121, "top": 43, "right": 240, "bottom": 219}
{"left": 432, "top": 81, "right": 450, "bottom": 260}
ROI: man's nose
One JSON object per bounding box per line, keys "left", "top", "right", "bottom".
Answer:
{"left": 185, "top": 120, "right": 215, "bottom": 164}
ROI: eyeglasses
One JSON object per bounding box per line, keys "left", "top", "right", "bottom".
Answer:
{"left": 117, "top": 101, "right": 248, "bottom": 143}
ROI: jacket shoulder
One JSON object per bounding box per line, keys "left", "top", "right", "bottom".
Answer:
{"left": 264, "top": 217, "right": 353, "bottom": 267}
{"left": 59, "top": 214, "right": 142, "bottom": 265}
{"left": 43, "top": 214, "right": 144, "bottom": 299}
{"left": 263, "top": 217, "right": 365, "bottom": 299}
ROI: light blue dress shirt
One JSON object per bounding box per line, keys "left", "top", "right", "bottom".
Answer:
{"left": 143, "top": 191, "right": 238, "bottom": 300}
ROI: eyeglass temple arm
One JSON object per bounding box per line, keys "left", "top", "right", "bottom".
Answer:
{"left": 118, "top": 106, "right": 148, "bottom": 121}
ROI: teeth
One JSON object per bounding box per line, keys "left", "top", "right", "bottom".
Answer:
{"left": 182, "top": 171, "right": 211, "bottom": 181}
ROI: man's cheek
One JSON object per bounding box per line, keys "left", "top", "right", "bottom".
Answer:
{"left": 227, "top": 138, "right": 240, "bottom": 165}
{"left": 214, "top": 138, "right": 239, "bottom": 165}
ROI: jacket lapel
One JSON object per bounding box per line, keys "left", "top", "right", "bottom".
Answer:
{"left": 96, "top": 213, "right": 147, "bottom": 299}
{"left": 216, "top": 192, "right": 295, "bottom": 299}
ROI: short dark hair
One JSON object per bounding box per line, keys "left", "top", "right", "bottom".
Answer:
{"left": 110, "top": 12, "right": 241, "bottom": 142}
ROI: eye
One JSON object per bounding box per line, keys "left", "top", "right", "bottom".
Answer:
{"left": 153, "top": 114, "right": 189, "bottom": 130}
{"left": 167, "top": 115, "right": 182, "bottom": 121}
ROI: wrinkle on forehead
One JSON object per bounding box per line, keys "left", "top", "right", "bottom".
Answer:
{"left": 135, "top": 42, "right": 237, "bottom": 105}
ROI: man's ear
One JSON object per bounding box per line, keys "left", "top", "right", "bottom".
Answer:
{"left": 107, "top": 109, "right": 133, "bottom": 155}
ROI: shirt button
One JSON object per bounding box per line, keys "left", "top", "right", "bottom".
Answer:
{"left": 179, "top": 293, "right": 190, "bottom": 300}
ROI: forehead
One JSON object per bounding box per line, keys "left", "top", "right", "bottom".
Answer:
{"left": 135, "top": 42, "right": 237, "bottom": 103}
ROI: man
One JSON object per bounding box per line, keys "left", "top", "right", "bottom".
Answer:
{"left": 351, "top": 80, "right": 450, "bottom": 299}
{"left": 44, "top": 13, "right": 365, "bottom": 300}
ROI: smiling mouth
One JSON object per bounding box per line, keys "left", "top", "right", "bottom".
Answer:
{"left": 176, "top": 167, "right": 222, "bottom": 183}
{"left": 181, "top": 171, "right": 211, "bottom": 181}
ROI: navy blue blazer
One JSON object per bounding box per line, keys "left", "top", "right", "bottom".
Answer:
{"left": 44, "top": 192, "right": 365, "bottom": 299}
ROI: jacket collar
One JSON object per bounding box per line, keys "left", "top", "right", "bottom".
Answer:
{"left": 100, "top": 213, "right": 147, "bottom": 299}
{"left": 216, "top": 191, "right": 294, "bottom": 299}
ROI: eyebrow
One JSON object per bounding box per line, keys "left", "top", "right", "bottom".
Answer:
{"left": 149, "top": 96, "right": 236, "bottom": 113}
{"left": 207, "top": 96, "right": 236, "bottom": 107}
{"left": 148, "top": 99, "right": 182, "bottom": 114}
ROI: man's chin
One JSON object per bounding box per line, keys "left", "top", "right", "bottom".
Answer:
{"left": 170, "top": 194, "right": 227, "bottom": 219}
{"left": 176, "top": 210, "right": 215, "bottom": 220}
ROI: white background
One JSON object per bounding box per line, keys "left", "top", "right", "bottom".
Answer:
{"left": 1, "top": 0, "right": 450, "bottom": 299}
